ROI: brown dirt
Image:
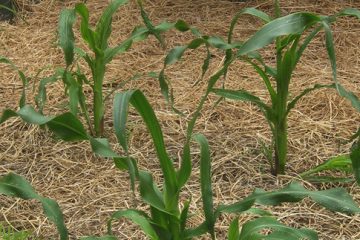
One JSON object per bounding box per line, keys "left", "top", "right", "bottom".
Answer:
{"left": 1, "top": 0, "right": 360, "bottom": 239}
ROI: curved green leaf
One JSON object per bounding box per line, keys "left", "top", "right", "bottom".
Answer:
{"left": 239, "top": 217, "right": 317, "bottom": 240}
{"left": 237, "top": 12, "right": 321, "bottom": 56}
{"left": 0, "top": 173, "right": 68, "bottom": 240}
{"left": 113, "top": 90, "right": 177, "bottom": 201}
{"left": 108, "top": 209, "right": 159, "bottom": 240}
{"left": 59, "top": 8, "right": 76, "bottom": 66}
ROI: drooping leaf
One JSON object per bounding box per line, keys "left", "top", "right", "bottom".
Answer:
{"left": 218, "top": 182, "right": 360, "bottom": 215}
{"left": 108, "top": 209, "right": 159, "bottom": 240}
{"left": 59, "top": 8, "right": 76, "bottom": 66}
{"left": 239, "top": 217, "right": 317, "bottom": 240}
{"left": 0, "top": 173, "right": 68, "bottom": 240}
{"left": 46, "top": 112, "right": 89, "bottom": 141}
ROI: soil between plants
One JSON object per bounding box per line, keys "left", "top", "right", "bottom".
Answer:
{"left": 0, "top": 0, "right": 360, "bottom": 239}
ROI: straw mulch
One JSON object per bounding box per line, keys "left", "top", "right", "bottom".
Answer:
{"left": 0, "top": 0, "right": 360, "bottom": 239}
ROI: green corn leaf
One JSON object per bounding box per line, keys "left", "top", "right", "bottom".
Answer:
{"left": 104, "top": 38, "right": 133, "bottom": 64}
{"left": 351, "top": 140, "right": 360, "bottom": 184}
{"left": 35, "top": 72, "right": 62, "bottom": 113}
{"left": 0, "top": 109, "right": 18, "bottom": 124}
{"left": 138, "top": 171, "right": 167, "bottom": 213}
{"left": 0, "top": 173, "right": 68, "bottom": 240}
{"left": 194, "top": 134, "right": 215, "bottom": 238}
{"left": 228, "top": 8, "right": 271, "bottom": 44}
{"left": 96, "top": 0, "right": 128, "bottom": 50}
{"left": 218, "top": 182, "right": 360, "bottom": 215}
{"left": 180, "top": 200, "right": 190, "bottom": 231}
{"left": 15, "top": 105, "right": 53, "bottom": 125}
{"left": 183, "top": 222, "right": 208, "bottom": 239}
{"left": 237, "top": 12, "right": 321, "bottom": 56}
{"left": 0, "top": 56, "right": 29, "bottom": 108}
{"left": 227, "top": 218, "right": 239, "bottom": 240}
{"left": 113, "top": 90, "right": 177, "bottom": 198}
{"left": 74, "top": 3, "right": 97, "bottom": 52}
{"left": 286, "top": 83, "right": 336, "bottom": 115}
{"left": 239, "top": 217, "right": 317, "bottom": 240}
{"left": 165, "top": 46, "right": 188, "bottom": 65}
{"left": 300, "top": 155, "right": 352, "bottom": 179}
{"left": 137, "top": 0, "right": 165, "bottom": 47}
{"left": 212, "top": 88, "right": 270, "bottom": 112}
{"left": 322, "top": 21, "right": 360, "bottom": 112}
{"left": 59, "top": 8, "right": 76, "bottom": 66}
{"left": 108, "top": 209, "right": 159, "bottom": 240}
{"left": 174, "top": 20, "right": 190, "bottom": 32}
{"left": 0, "top": 105, "right": 89, "bottom": 142}
{"left": 46, "top": 112, "right": 89, "bottom": 141}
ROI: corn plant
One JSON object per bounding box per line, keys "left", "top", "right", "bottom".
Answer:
{"left": 105, "top": 89, "right": 360, "bottom": 239}
{"left": 1, "top": 87, "right": 360, "bottom": 239}
{"left": 158, "top": 3, "right": 360, "bottom": 175}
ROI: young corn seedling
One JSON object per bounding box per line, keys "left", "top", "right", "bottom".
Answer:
{"left": 0, "top": 0, "right": 184, "bottom": 138}
{"left": 159, "top": 2, "right": 360, "bottom": 175}
{"left": 105, "top": 89, "right": 360, "bottom": 240}
{"left": 213, "top": 4, "right": 360, "bottom": 175}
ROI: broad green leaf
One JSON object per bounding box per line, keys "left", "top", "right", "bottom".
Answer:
{"left": 218, "top": 182, "right": 360, "bottom": 215}
{"left": 300, "top": 155, "right": 352, "bottom": 179}
{"left": 351, "top": 140, "right": 360, "bottom": 184}
{"left": 174, "top": 20, "right": 190, "bottom": 32}
{"left": 227, "top": 218, "right": 239, "bottom": 240}
{"left": 0, "top": 173, "right": 68, "bottom": 240}
{"left": 113, "top": 90, "right": 177, "bottom": 198}
{"left": 17, "top": 105, "right": 53, "bottom": 125}
{"left": 108, "top": 209, "right": 159, "bottom": 240}
{"left": 194, "top": 134, "right": 215, "bottom": 238}
{"left": 46, "top": 112, "right": 89, "bottom": 141}
{"left": 59, "top": 9, "right": 76, "bottom": 66}
{"left": 138, "top": 171, "right": 166, "bottom": 212}
{"left": 96, "top": 0, "right": 128, "bottom": 50}
{"left": 0, "top": 109, "right": 17, "bottom": 124}
{"left": 212, "top": 88, "right": 270, "bottom": 112}
{"left": 237, "top": 12, "right": 321, "bottom": 56}
{"left": 239, "top": 217, "right": 317, "bottom": 240}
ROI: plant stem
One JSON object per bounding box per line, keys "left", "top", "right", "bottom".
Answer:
{"left": 274, "top": 117, "right": 287, "bottom": 175}
{"left": 93, "top": 58, "right": 106, "bottom": 137}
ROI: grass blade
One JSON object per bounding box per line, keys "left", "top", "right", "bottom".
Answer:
{"left": 227, "top": 218, "right": 239, "bottom": 240}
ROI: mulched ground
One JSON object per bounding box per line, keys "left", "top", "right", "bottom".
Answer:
{"left": 1, "top": 0, "right": 360, "bottom": 239}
